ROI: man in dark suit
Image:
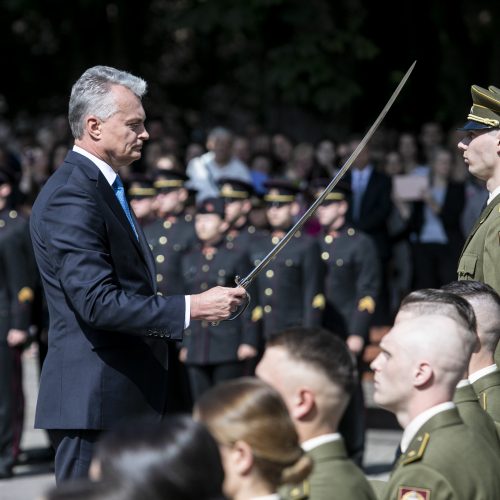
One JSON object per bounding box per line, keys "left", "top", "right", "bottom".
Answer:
{"left": 30, "top": 66, "right": 245, "bottom": 483}
{"left": 348, "top": 138, "right": 392, "bottom": 324}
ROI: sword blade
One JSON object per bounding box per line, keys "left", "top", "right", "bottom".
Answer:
{"left": 238, "top": 60, "right": 417, "bottom": 289}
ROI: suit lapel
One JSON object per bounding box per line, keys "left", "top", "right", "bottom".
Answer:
{"left": 134, "top": 217, "right": 156, "bottom": 289}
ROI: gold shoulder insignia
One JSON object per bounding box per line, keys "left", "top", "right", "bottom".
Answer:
{"left": 289, "top": 480, "right": 310, "bottom": 500}
{"left": 18, "top": 286, "right": 34, "bottom": 303}
{"left": 481, "top": 392, "right": 488, "bottom": 410}
{"left": 312, "top": 293, "right": 325, "bottom": 310}
{"left": 358, "top": 296, "right": 375, "bottom": 314}
{"left": 251, "top": 306, "right": 263, "bottom": 322}
{"left": 398, "top": 486, "right": 431, "bottom": 499}
{"left": 402, "top": 432, "right": 430, "bottom": 465}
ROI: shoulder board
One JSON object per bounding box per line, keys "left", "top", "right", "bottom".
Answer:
{"left": 288, "top": 480, "right": 310, "bottom": 500}
{"left": 402, "top": 432, "right": 430, "bottom": 465}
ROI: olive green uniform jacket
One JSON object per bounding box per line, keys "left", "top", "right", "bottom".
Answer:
{"left": 453, "top": 382, "right": 500, "bottom": 450}
{"left": 458, "top": 193, "right": 500, "bottom": 292}
{"left": 282, "top": 438, "right": 376, "bottom": 500}
{"left": 471, "top": 368, "right": 500, "bottom": 439}
{"left": 382, "top": 408, "right": 500, "bottom": 500}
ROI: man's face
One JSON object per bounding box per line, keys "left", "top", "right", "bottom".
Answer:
{"left": 224, "top": 199, "right": 244, "bottom": 225}
{"left": 130, "top": 197, "right": 154, "bottom": 219}
{"left": 195, "top": 213, "right": 224, "bottom": 242}
{"left": 266, "top": 202, "right": 295, "bottom": 229}
{"left": 157, "top": 189, "right": 184, "bottom": 215}
{"left": 370, "top": 325, "right": 413, "bottom": 413}
{"left": 316, "top": 200, "right": 346, "bottom": 228}
{"left": 458, "top": 129, "right": 500, "bottom": 181}
{"left": 98, "top": 85, "right": 149, "bottom": 170}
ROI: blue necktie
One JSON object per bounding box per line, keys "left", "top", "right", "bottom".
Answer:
{"left": 112, "top": 176, "right": 139, "bottom": 240}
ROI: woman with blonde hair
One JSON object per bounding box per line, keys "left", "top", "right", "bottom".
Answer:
{"left": 194, "top": 377, "right": 313, "bottom": 500}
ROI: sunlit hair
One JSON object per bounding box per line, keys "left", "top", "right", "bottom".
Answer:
{"left": 443, "top": 280, "right": 500, "bottom": 353}
{"left": 69, "top": 65, "right": 147, "bottom": 140}
{"left": 400, "top": 288, "right": 477, "bottom": 334}
{"left": 195, "top": 377, "right": 312, "bottom": 489}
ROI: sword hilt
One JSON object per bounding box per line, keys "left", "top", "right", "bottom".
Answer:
{"left": 211, "top": 276, "right": 251, "bottom": 326}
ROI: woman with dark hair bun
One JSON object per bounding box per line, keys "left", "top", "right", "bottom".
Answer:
{"left": 88, "top": 414, "right": 225, "bottom": 500}
{"left": 194, "top": 377, "right": 313, "bottom": 500}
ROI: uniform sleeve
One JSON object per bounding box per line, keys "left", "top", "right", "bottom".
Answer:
{"left": 302, "top": 239, "right": 325, "bottom": 327}
{"left": 5, "top": 222, "right": 34, "bottom": 332}
{"left": 349, "top": 234, "right": 381, "bottom": 340}
{"left": 482, "top": 219, "right": 500, "bottom": 294}
{"left": 384, "top": 465, "right": 456, "bottom": 500}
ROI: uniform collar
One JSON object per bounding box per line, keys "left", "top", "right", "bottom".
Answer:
{"left": 301, "top": 433, "right": 341, "bottom": 452}
{"left": 469, "top": 364, "right": 498, "bottom": 384}
{"left": 400, "top": 402, "right": 455, "bottom": 453}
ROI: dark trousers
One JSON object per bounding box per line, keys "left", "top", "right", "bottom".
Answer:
{"left": 188, "top": 361, "right": 244, "bottom": 401}
{"left": 48, "top": 429, "right": 101, "bottom": 484}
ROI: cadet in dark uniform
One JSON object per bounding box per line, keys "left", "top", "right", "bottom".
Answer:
{"left": 312, "top": 179, "right": 381, "bottom": 466}
{"left": 127, "top": 175, "right": 157, "bottom": 228}
{"left": 0, "top": 165, "right": 34, "bottom": 479}
{"left": 143, "top": 170, "right": 198, "bottom": 411}
{"left": 180, "top": 198, "right": 259, "bottom": 400}
{"left": 218, "top": 177, "right": 261, "bottom": 249}
{"left": 250, "top": 179, "right": 324, "bottom": 338}
{"left": 144, "top": 170, "right": 197, "bottom": 296}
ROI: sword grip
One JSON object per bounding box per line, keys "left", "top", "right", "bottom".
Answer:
{"left": 211, "top": 276, "right": 251, "bottom": 326}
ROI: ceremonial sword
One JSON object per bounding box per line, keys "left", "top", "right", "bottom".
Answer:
{"left": 222, "top": 60, "right": 417, "bottom": 323}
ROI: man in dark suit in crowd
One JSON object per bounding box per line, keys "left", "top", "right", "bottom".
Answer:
{"left": 30, "top": 66, "right": 245, "bottom": 483}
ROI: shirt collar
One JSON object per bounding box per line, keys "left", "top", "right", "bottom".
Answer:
{"left": 400, "top": 402, "right": 455, "bottom": 453}
{"left": 73, "top": 145, "right": 117, "bottom": 186}
{"left": 469, "top": 364, "right": 498, "bottom": 384}
{"left": 456, "top": 378, "right": 470, "bottom": 389}
{"left": 301, "top": 433, "right": 341, "bottom": 452}
{"left": 487, "top": 185, "right": 500, "bottom": 205}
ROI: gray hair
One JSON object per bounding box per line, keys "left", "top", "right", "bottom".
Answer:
{"left": 68, "top": 65, "right": 147, "bottom": 139}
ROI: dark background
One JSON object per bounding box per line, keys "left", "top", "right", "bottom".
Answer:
{"left": 1, "top": 0, "right": 499, "bottom": 140}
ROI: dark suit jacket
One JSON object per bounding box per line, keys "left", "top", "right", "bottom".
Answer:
{"left": 30, "top": 151, "right": 185, "bottom": 430}
{"left": 349, "top": 169, "right": 392, "bottom": 261}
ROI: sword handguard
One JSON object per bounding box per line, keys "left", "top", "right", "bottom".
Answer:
{"left": 211, "top": 276, "right": 251, "bottom": 326}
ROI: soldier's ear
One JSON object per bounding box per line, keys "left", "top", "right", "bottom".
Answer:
{"left": 338, "top": 200, "right": 349, "bottom": 215}
{"left": 413, "top": 361, "right": 433, "bottom": 388}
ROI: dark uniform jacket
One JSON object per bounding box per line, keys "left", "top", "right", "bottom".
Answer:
{"left": 383, "top": 408, "right": 500, "bottom": 500}
{"left": 30, "top": 151, "right": 185, "bottom": 430}
{"left": 282, "top": 438, "right": 376, "bottom": 500}
{"left": 471, "top": 369, "right": 500, "bottom": 439}
{"left": 458, "top": 193, "right": 500, "bottom": 293}
{"left": 144, "top": 214, "right": 197, "bottom": 295}
{"left": 318, "top": 226, "right": 380, "bottom": 340}
{"left": 249, "top": 230, "right": 324, "bottom": 338}
{"left": 181, "top": 238, "right": 259, "bottom": 364}
{"left": 0, "top": 209, "right": 33, "bottom": 339}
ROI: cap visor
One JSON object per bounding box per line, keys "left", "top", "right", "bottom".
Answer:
{"left": 458, "top": 120, "right": 493, "bottom": 131}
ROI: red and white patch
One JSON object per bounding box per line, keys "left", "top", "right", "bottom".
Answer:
{"left": 398, "top": 487, "right": 431, "bottom": 500}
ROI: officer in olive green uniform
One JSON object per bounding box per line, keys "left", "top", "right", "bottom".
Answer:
{"left": 0, "top": 166, "right": 34, "bottom": 478}
{"left": 311, "top": 179, "right": 380, "bottom": 466}
{"left": 181, "top": 198, "right": 259, "bottom": 400}
{"left": 471, "top": 368, "right": 500, "bottom": 438}
{"left": 453, "top": 381, "right": 500, "bottom": 448}
{"left": 143, "top": 170, "right": 197, "bottom": 411}
{"left": 218, "top": 177, "right": 261, "bottom": 249}
{"left": 457, "top": 85, "right": 500, "bottom": 292}
{"left": 249, "top": 180, "right": 324, "bottom": 338}
{"left": 383, "top": 407, "right": 500, "bottom": 500}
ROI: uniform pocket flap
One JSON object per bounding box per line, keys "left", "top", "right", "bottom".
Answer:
{"left": 458, "top": 253, "right": 478, "bottom": 275}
